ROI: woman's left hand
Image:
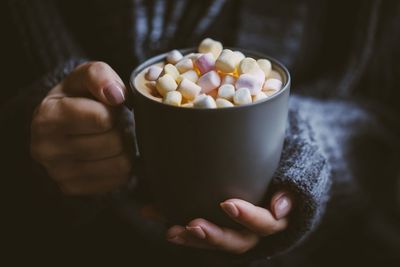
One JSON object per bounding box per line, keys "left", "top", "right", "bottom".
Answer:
{"left": 166, "top": 191, "right": 292, "bottom": 254}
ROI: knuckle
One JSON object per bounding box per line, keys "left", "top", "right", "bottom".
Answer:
{"left": 189, "top": 218, "right": 208, "bottom": 227}
{"left": 86, "top": 61, "right": 111, "bottom": 79}
{"left": 93, "top": 111, "right": 113, "bottom": 131}
{"left": 30, "top": 142, "right": 56, "bottom": 162}
{"left": 31, "top": 100, "right": 56, "bottom": 134}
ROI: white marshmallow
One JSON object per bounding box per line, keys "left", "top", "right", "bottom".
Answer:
{"left": 264, "top": 89, "right": 278, "bottom": 96}
{"left": 268, "top": 70, "right": 283, "bottom": 81}
{"left": 163, "top": 64, "right": 180, "bottom": 81}
{"left": 239, "top": 57, "right": 260, "bottom": 75}
{"left": 156, "top": 74, "right": 178, "bottom": 97}
{"left": 252, "top": 92, "right": 268, "bottom": 102}
{"left": 233, "top": 88, "right": 252, "bottom": 105}
{"left": 234, "top": 51, "right": 245, "bottom": 62}
{"left": 178, "top": 78, "right": 201, "bottom": 100}
{"left": 145, "top": 66, "right": 163, "bottom": 81}
{"left": 222, "top": 74, "right": 236, "bottom": 85}
{"left": 198, "top": 38, "right": 223, "bottom": 59}
{"left": 181, "top": 102, "right": 194, "bottom": 108}
{"left": 257, "top": 59, "right": 272, "bottom": 77}
{"left": 163, "top": 91, "right": 182, "bottom": 106}
{"left": 175, "top": 58, "right": 194, "bottom": 73}
{"left": 250, "top": 68, "right": 266, "bottom": 84}
{"left": 193, "top": 94, "right": 217, "bottom": 109}
{"left": 216, "top": 98, "right": 234, "bottom": 108}
{"left": 177, "top": 70, "right": 199, "bottom": 83}
{"left": 166, "top": 50, "right": 183, "bottom": 64}
{"left": 217, "top": 84, "right": 235, "bottom": 101}
{"left": 263, "top": 78, "right": 282, "bottom": 92}
{"left": 216, "top": 49, "right": 242, "bottom": 73}
{"left": 194, "top": 53, "right": 215, "bottom": 74}
{"left": 183, "top": 53, "right": 202, "bottom": 62}
{"left": 236, "top": 73, "right": 263, "bottom": 95}
{"left": 197, "top": 70, "right": 221, "bottom": 94}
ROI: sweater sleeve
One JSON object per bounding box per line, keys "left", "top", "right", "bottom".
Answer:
{"left": 231, "top": 95, "right": 398, "bottom": 265}
{"left": 1, "top": 0, "right": 99, "bottom": 229}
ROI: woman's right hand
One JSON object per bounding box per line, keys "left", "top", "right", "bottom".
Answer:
{"left": 30, "top": 62, "right": 133, "bottom": 195}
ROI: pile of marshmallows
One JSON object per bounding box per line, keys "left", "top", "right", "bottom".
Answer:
{"left": 144, "top": 38, "right": 283, "bottom": 108}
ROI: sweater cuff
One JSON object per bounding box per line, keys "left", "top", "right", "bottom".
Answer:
{"left": 237, "top": 106, "right": 332, "bottom": 262}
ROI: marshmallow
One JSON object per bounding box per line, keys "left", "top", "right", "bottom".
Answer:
{"left": 257, "top": 59, "right": 272, "bottom": 77}
{"left": 239, "top": 57, "right": 260, "bottom": 75}
{"left": 183, "top": 53, "right": 202, "bottom": 62}
{"left": 197, "top": 70, "right": 221, "bottom": 94}
{"left": 181, "top": 102, "right": 194, "bottom": 108}
{"left": 268, "top": 70, "right": 282, "bottom": 81}
{"left": 163, "top": 64, "right": 180, "bottom": 81}
{"left": 194, "top": 53, "right": 215, "bottom": 74}
{"left": 216, "top": 49, "right": 241, "bottom": 73}
{"left": 178, "top": 78, "right": 201, "bottom": 100}
{"left": 264, "top": 89, "right": 278, "bottom": 96}
{"left": 217, "top": 84, "right": 235, "bottom": 100}
{"left": 145, "top": 66, "right": 163, "bottom": 81}
{"left": 156, "top": 74, "right": 178, "bottom": 97}
{"left": 177, "top": 70, "right": 199, "bottom": 83}
{"left": 175, "top": 58, "right": 194, "bottom": 73}
{"left": 236, "top": 74, "right": 263, "bottom": 95}
{"left": 198, "top": 38, "right": 223, "bottom": 59}
{"left": 166, "top": 50, "right": 183, "bottom": 64}
{"left": 163, "top": 91, "right": 182, "bottom": 106}
{"left": 250, "top": 68, "right": 266, "bottom": 84}
{"left": 193, "top": 94, "right": 217, "bottom": 108}
{"left": 216, "top": 98, "right": 234, "bottom": 108}
{"left": 222, "top": 74, "right": 236, "bottom": 85}
{"left": 253, "top": 92, "right": 268, "bottom": 102}
{"left": 234, "top": 51, "right": 245, "bottom": 62}
{"left": 233, "top": 88, "right": 252, "bottom": 105}
{"left": 263, "top": 78, "right": 282, "bottom": 92}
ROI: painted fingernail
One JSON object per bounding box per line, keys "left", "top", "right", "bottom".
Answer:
{"left": 167, "top": 236, "right": 185, "bottom": 245}
{"left": 274, "top": 195, "right": 292, "bottom": 220}
{"left": 220, "top": 202, "right": 239, "bottom": 218}
{"left": 186, "top": 226, "right": 206, "bottom": 239}
{"left": 104, "top": 83, "right": 125, "bottom": 105}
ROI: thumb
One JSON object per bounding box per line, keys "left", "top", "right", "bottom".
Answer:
{"left": 63, "top": 61, "right": 126, "bottom": 106}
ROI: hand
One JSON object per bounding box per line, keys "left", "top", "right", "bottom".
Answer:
{"left": 166, "top": 191, "right": 292, "bottom": 254}
{"left": 31, "top": 61, "right": 132, "bottom": 195}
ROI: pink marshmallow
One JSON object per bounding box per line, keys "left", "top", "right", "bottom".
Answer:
{"left": 194, "top": 53, "right": 215, "bottom": 74}
{"left": 235, "top": 73, "right": 263, "bottom": 95}
{"left": 250, "top": 68, "right": 266, "bottom": 84}
{"left": 197, "top": 71, "right": 221, "bottom": 94}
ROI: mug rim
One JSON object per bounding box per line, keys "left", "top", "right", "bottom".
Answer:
{"left": 129, "top": 47, "right": 291, "bottom": 112}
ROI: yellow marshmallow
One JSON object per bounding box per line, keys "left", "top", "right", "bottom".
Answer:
{"left": 156, "top": 74, "right": 178, "bottom": 97}
{"left": 198, "top": 38, "right": 223, "bottom": 59}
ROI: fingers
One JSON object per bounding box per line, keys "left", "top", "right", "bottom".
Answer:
{"left": 270, "top": 191, "right": 293, "bottom": 220}
{"left": 32, "top": 97, "right": 114, "bottom": 135}
{"left": 66, "top": 129, "right": 123, "bottom": 161}
{"left": 167, "top": 219, "right": 259, "bottom": 254}
{"left": 220, "top": 198, "right": 289, "bottom": 236}
{"left": 63, "top": 61, "right": 126, "bottom": 105}
{"left": 49, "top": 153, "right": 132, "bottom": 195}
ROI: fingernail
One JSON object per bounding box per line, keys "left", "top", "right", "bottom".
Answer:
{"left": 274, "top": 195, "right": 292, "bottom": 220}
{"left": 167, "top": 236, "right": 185, "bottom": 245}
{"left": 220, "top": 202, "right": 239, "bottom": 218}
{"left": 186, "top": 226, "right": 206, "bottom": 239}
{"left": 104, "top": 83, "right": 125, "bottom": 105}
